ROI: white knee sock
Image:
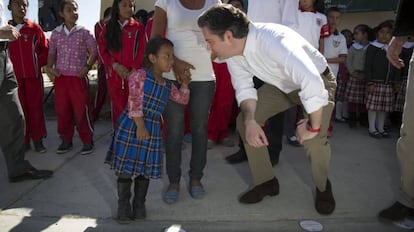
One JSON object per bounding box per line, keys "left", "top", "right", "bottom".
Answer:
{"left": 377, "top": 111, "right": 386, "bottom": 132}
{"left": 335, "top": 101, "right": 343, "bottom": 119}
{"left": 368, "top": 110, "right": 377, "bottom": 132}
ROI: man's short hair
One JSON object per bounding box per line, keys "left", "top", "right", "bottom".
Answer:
{"left": 197, "top": 4, "right": 249, "bottom": 39}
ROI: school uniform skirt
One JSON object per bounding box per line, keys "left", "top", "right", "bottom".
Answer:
{"left": 365, "top": 83, "right": 394, "bottom": 112}
{"left": 394, "top": 77, "right": 407, "bottom": 112}
{"left": 335, "top": 77, "right": 348, "bottom": 102}
{"left": 345, "top": 76, "right": 366, "bottom": 104}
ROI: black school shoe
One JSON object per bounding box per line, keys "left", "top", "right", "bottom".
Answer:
{"left": 378, "top": 201, "right": 414, "bottom": 223}
{"left": 9, "top": 167, "right": 53, "bottom": 182}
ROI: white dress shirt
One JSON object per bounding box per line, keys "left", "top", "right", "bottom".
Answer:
{"left": 226, "top": 23, "right": 329, "bottom": 114}
{"left": 324, "top": 32, "right": 348, "bottom": 76}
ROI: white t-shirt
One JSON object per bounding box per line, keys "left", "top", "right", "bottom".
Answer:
{"left": 155, "top": 0, "right": 220, "bottom": 81}
{"left": 324, "top": 32, "right": 348, "bottom": 76}
{"left": 226, "top": 23, "right": 329, "bottom": 114}
{"left": 295, "top": 11, "right": 328, "bottom": 49}
{"left": 247, "top": 0, "right": 299, "bottom": 28}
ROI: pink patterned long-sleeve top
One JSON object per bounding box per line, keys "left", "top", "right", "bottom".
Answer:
{"left": 128, "top": 69, "right": 190, "bottom": 118}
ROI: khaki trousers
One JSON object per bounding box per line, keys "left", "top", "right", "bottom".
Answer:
{"left": 398, "top": 51, "right": 414, "bottom": 208}
{"left": 237, "top": 68, "right": 336, "bottom": 191}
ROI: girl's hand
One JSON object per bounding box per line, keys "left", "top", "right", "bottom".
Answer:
{"left": 367, "top": 84, "right": 376, "bottom": 93}
{"left": 136, "top": 127, "right": 150, "bottom": 140}
{"left": 173, "top": 57, "right": 195, "bottom": 84}
{"left": 78, "top": 66, "right": 89, "bottom": 78}
{"left": 180, "top": 73, "right": 192, "bottom": 86}
{"left": 393, "top": 84, "right": 401, "bottom": 93}
{"left": 45, "top": 66, "right": 60, "bottom": 78}
{"left": 113, "top": 63, "right": 130, "bottom": 79}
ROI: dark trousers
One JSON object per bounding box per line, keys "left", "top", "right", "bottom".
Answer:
{"left": 0, "top": 50, "right": 31, "bottom": 178}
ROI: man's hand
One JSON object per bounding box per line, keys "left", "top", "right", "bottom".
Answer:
{"left": 387, "top": 36, "right": 406, "bottom": 69}
{"left": 113, "top": 63, "right": 130, "bottom": 79}
{"left": 0, "top": 25, "right": 20, "bottom": 41}
{"left": 296, "top": 119, "right": 319, "bottom": 144}
{"left": 245, "top": 119, "right": 268, "bottom": 148}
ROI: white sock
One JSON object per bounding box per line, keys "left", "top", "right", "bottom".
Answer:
{"left": 342, "top": 101, "right": 349, "bottom": 118}
{"left": 377, "top": 111, "right": 386, "bottom": 132}
{"left": 335, "top": 101, "right": 343, "bottom": 119}
{"left": 368, "top": 110, "right": 377, "bottom": 132}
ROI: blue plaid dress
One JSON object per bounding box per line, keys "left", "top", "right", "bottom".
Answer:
{"left": 108, "top": 71, "right": 171, "bottom": 179}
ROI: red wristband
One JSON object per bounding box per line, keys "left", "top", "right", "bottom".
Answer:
{"left": 307, "top": 124, "right": 321, "bottom": 133}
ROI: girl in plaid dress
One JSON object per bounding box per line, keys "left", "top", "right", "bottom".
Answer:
{"left": 365, "top": 20, "right": 401, "bottom": 138}
{"left": 345, "top": 24, "right": 373, "bottom": 128}
{"left": 107, "top": 38, "right": 190, "bottom": 223}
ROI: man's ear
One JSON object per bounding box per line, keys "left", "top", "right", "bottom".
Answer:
{"left": 224, "top": 30, "right": 233, "bottom": 42}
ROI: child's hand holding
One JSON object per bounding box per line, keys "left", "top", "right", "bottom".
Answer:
{"left": 45, "top": 66, "right": 60, "bottom": 79}
{"left": 133, "top": 117, "right": 150, "bottom": 140}
{"left": 113, "top": 62, "right": 130, "bottom": 79}
{"left": 78, "top": 66, "right": 90, "bottom": 78}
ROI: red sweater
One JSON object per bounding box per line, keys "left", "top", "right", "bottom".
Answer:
{"left": 98, "top": 18, "right": 146, "bottom": 85}
{"left": 8, "top": 19, "right": 48, "bottom": 79}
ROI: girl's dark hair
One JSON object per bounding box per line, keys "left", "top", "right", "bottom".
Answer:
{"left": 354, "top": 24, "right": 375, "bottom": 41}
{"left": 134, "top": 9, "right": 148, "bottom": 25}
{"left": 142, "top": 37, "right": 174, "bottom": 69}
{"left": 59, "top": 0, "right": 78, "bottom": 13}
{"left": 105, "top": 0, "right": 135, "bottom": 52}
{"left": 374, "top": 20, "right": 394, "bottom": 33}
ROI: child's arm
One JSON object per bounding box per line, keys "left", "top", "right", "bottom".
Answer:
{"left": 35, "top": 24, "right": 49, "bottom": 68}
{"left": 45, "top": 32, "right": 60, "bottom": 82}
{"left": 170, "top": 79, "right": 190, "bottom": 105}
{"left": 78, "top": 30, "right": 98, "bottom": 78}
{"left": 128, "top": 69, "right": 150, "bottom": 140}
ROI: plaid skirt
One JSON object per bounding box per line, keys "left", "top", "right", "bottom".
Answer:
{"left": 394, "top": 78, "right": 407, "bottom": 112}
{"left": 365, "top": 83, "right": 394, "bottom": 112}
{"left": 335, "top": 77, "right": 348, "bottom": 102}
{"left": 345, "top": 76, "right": 366, "bottom": 104}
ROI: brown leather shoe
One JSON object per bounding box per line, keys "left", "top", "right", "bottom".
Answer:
{"left": 239, "top": 177, "right": 279, "bottom": 204}
{"left": 315, "top": 179, "right": 335, "bottom": 215}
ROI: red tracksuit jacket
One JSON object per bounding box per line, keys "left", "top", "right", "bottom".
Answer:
{"left": 8, "top": 19, "right": 48, "bottom": 79}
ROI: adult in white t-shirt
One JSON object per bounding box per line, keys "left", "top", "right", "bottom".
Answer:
{"left": 247, "top": 0, "right": 299, "bottom": 27}
{"left": 151, "top": 0, "right": 221, "bottom": 204}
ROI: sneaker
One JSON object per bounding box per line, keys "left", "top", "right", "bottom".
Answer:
{"left": 56, "top": 141, "right": 73, "bottom": 154}
{"left": 81, "top": 143, "right": 94, "bottom": 155}
{"left": 34, "top": 140, "right": 47, "bottom": 153}
{"left": 287, "top": 136, "right": 301, "bottom": 147}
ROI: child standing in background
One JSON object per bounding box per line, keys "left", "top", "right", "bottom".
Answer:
{"left": 45, "top": 0, "right": 97, "bottom": 154}
{"left": 107, "top": 38, "right": 190, "bottom": 223}
{"left": 324, "top": 7, "right": 348, "bottom": 136}
{"left": 92, "top": 6, "right": 111, "bottom": 122}
{"left": 7, "top": 0, "right": 48, "bottom": 153}
{"left": 345, "top": 24, "right": 372, "bottom": 128}
{"left": 365, "top": 20, "right": 401, "bottom": 138}
{"left": 98, "top": 0, "right": 146, "bottom": 128}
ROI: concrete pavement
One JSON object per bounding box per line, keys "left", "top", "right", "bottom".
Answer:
{"left": 0, "top": 108, "right": 410, "bottom": 231}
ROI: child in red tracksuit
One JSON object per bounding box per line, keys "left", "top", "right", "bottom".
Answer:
{"left": 45, "top": 0, "right": 97, "bottom": 155}
{"left": 92, "top": 6, "right": 111, "bottom": 122}
{"left": 8, "top": 0, "right": 48, "bottom": 153}
{"left": 98, "top": 0, "right": 146, "bottom": 128}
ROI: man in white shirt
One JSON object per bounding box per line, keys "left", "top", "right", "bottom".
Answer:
{"left": 226, "top": 0, "right": 299, "bottom": 164}
{"left": 198, "top": 4, "right": 336, "bottom": 215}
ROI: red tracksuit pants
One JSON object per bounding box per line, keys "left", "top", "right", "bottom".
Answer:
{"left": 92, "top": 64, "right": 108, "bottom": 121}
{"left": 54, "top": 75, "right": 93, "bottom": 144}
{"left": 207, "top": 62, "right": 235, "bottom": 141}
{"left": 16, "top": 77, "right": 47, "bottom": 143}
{"left": 107, "top": 76, "right": 128, "bottom": 128}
